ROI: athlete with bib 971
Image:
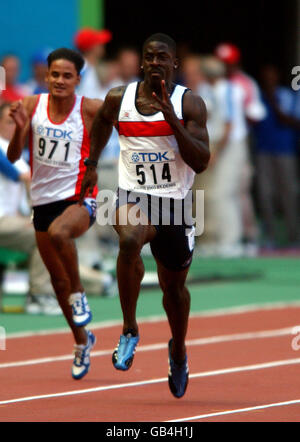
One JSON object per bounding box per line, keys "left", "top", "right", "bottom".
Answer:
{"left": 7, "top": 48, "right": 102, "bottom": 380}
{"left": 80, "top": 34, "right": 210, "bottom": 398}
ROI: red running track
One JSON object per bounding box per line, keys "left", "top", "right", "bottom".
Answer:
{"left": 1, "top": 305, "right": 300, "bottom": 422}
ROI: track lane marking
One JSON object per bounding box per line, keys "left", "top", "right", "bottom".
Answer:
{"left": 1, "top": 357, "right": 300, "bottom": 406}
{"left": 0, "top": 326, "right": 295, "bottom": 369}
{"left": 165, "top": 399, "right": 300, "bottom": 421}
{"left": 5, "top": 300, "right": 300, "bottom": 339}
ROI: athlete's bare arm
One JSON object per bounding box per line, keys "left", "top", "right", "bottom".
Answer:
{"left": 79, "top": 86, "right": 126, "bottom": 204}
{"left": 81, "top": 97, "right": 103, "bottom": 134}
{"left": 151, "top": 80, "right": 210, "bottom": 173}
{"left": 7, "top": 95, "right": 38, "bottom": 163}
{"left": 89, "top": 86, "right": 125, "bottom": 161}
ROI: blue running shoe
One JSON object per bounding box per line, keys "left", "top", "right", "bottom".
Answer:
{"left": 72, "top": 330, "right": 96, "bottom": 380}
{"left": 168, "top": 339, "right": 189, "bottom": 398}
{"left": 112, "top": 332, "right": 140, "bottom": 371}
{"left": 69, "top": 292, "right": 92, "bottom": 327}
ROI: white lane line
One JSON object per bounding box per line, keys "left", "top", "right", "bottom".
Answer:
{"left": 0, "top": 326, "right": 295, "bottom": 369}
{"left": 5, "top": 300, "right": 300, "bottom": 339}
{"left": 1, "top": 357, "right": 300, "bottom": 406}
{"left": 0, "top": 377, "right": 166, "bottom": 406}
{"left": 166, "top": 399, "right": 300, "bottom": 422}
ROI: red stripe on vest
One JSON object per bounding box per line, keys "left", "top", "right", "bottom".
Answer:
{"left": 73, "top": 98, "right": 98, "bottom": 200}
{"left": 118, "top": 120, "right": 184, "bottom": 137}
{"left": 29, "top": 94, "right": 41, "bottom": 176}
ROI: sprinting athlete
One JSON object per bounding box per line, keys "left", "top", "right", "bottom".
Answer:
{"left": 7, "top": 48, "right": 102, "bottom": 380}
{"left": 80, "top": 34, "right": 210, "bottom": 398}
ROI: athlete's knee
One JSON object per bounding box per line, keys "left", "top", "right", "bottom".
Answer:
{"left": 48, "top": 224, "right": 70, "bottom": 249}
{"left": 119, "top": 231, "right": 143, "bottom": 257}
{"left": 161, "top": 280, "right": 188, "bottom": 301}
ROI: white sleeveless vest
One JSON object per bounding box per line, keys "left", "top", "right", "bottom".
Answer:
{"left": 117, "top": 81, "right": 195, "bottom": 199}
{"left": 29, "top": 93, "right": 91, "bottom": 206}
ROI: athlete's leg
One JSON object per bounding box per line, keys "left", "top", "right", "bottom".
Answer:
{"left": 156, "top": 261, "right": 191, "bottom": 363}
{"left": 156, "top": 259, "right": 191, "bottom": 398}
{"left": 47, "top": 204, "right": 90, "bottom": 294}
{"left": 35, "top": 231, "right": 87, "bottom": 345}
{"left": 113, "top": 204, "right": 157, "bottom": 335}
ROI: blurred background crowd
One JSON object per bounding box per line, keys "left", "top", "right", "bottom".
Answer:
{"left": 1, "top": 0, "right": 300, "bottom": 313}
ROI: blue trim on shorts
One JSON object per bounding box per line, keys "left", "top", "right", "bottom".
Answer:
{"left": 83, "top": 198, "right": 97, "bottom": 227}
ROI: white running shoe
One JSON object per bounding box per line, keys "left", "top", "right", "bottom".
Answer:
{"left": 69, "top": 292, "right": 92, "bottom": 327}
{"left": 72, "top": 330, "right": 96, "bottom": 380}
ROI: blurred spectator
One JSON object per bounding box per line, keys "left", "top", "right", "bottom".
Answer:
{"left": 181, "top": 54, "right": 206, "bottom": 94}
{"left": 192, "top": 56, "right": 247, "bottom": 256}
{"left": 0, "top": 55, "right": 25, "bottom": 103}
{"left": 115, "top": 46, "right": 141, "bottom": 84}
{"left": 24, "top": 48, "right": 52, "bottom": 95}
{"left": 215, "top": 43, "right": 266, "bottom": 121}
{"left": 215, "top": 43, "right": 267, "bottom": 255}
{"left": 92, "top": 47, "right": 141, "bottom": 100}
{"left": 95, "top": 58, "right": 122, "bottom": 98}
{"left": 175, "top": 42, "right": 193, "bottom": 84}
{"left": 74, "top": 27, "right": 112, "bottom": 99}
{"left": 0, "top": 102, "right": 61, "bottom": 314}
{"left": 253, "top": 65, "right": 299, "bottom": 248}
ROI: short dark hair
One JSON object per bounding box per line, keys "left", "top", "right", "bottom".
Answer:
{"left": 47, "top": 48, "right": 84, "bottom": 75}
{"left": 143, "top": 33, "right": 176, "bottom": 55}
{"left": 0, "top": 102, "right": 11, "bottom": 120}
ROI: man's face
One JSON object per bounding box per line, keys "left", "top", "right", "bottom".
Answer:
{"left": 0, "top": 106, "right": 16, "bottom": 141}
{"left": 46, "top": 59, "right": 80, "bottom": 98}
{"left": 119, "top": 50, "right": 140, "bottom": 81}
{"left": 34, "top": 63, "right": 48, "bottom": 84}
{"left": 182, "top": 57, "right": 204, "bottom": 91}
{"left": 2, "top": 56, "right": 19, "bottom": 86}
{"left": 142, "top": 41, "right": 177, "bottom": 85}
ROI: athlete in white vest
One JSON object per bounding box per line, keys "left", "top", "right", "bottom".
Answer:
{"left": 30, "top": 92, "right": 98, "bottom": 206}
{"left": 8, "top": 48, "right": 102, "bottom": 380}
{"left": 80, "top": 34, "right": 210, "bottom": 398}
{"left": 117, "top": 80, "right": 195, "bottom": 198}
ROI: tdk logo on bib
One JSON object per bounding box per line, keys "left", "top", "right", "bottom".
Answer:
{"left": 37, "top": 125, "right": 73, "bottom": 140}
{"left": 131, "top": 152, "right": 169, "bottom": 163}
{"left": 131, "top": 152, "right": 140, "bottom": 163}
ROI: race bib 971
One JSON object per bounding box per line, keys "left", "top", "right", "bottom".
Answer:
{"left": 34, "top": 133, "right": 77, "bottom": 169}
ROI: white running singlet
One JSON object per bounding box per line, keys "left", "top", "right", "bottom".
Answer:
{"left": 29, "top": 93, "right": 96, "bottom": 206}
{"left": 117, "top": 81, "right": 195, "bottom": 199}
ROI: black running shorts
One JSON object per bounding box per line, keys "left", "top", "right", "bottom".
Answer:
{"left": 115, "top": 188, "right": 195, "bottom": 272}
{"left": 33, "top": 198, "right": 97, "bottom": 232}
